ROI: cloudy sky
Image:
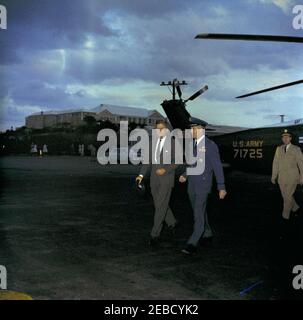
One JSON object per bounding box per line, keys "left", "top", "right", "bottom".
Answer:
{"left": 0, "top": 0, "right": 302, "bottom": 130}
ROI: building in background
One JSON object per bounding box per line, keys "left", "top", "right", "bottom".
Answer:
{"left": 25, "top": 104, "right": 247, "bottom": 134}
{"left": 25, "top": 109, "right": 96, "bottom": 129}
{"left": 25, "top": 104, "right": 166, "bottom": 130}
{"left": 93, "top": 104, "right": 165, "bottom": 128}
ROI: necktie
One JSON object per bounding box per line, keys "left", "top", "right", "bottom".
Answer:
{"left": 284, "top": 145, "right": 287, "bottom": 153}
{"left": 193, "top": 139, "right": 197, "bottom": 157}
{"left": 156, "top": 138, "right": 162, "bottom": 163}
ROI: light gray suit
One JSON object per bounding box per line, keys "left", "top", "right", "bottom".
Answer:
{"left": 139, "top": 136, "right": 178, "bottom": 238}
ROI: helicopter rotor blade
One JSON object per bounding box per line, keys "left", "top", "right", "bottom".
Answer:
{"left": 173, "top": 79, "right": 182, "bottom": 99}
{"left": 195, "top": 33, "right": 303, "bottom": 43}
{"left": 185, "top": 85, "right": 208, "bottom": 102}
{"left": 176, "top": 84, "right": 182, "bottom": 99}
{"left": 236, "top": 79, "right": 303, "bottom": 98}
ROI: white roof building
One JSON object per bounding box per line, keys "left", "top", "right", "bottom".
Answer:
{"left": 25, "top": 104, "right": 166, "bottom": 129}
{"left": 94, "top": 104, "right": 165, "bottom": 126}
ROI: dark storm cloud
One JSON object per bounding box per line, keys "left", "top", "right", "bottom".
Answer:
{"left": 1, "top": 0, "right": 300, "bottom": 71}
{"left": 11, "top": 80, "right": 69, "bottom": 105}
{"left": 0, "top": 0, "right": 116, "bottom": 67}
{"left": 10, "top": 80, "right": 91, "bottom": 109}
{"left": 100, "top": 0, "right": 189, "bottom": 18}
{"left": 0, "top": 0, "right": 187, "bottom": 53}
{"left": 0, "top": 0, "right": 302, "bottom": 130}
{"left": 60, "top": 0, "right": 301, "bottom": 85}
{"left": 2, "top": 0, "right": 115, "bottom": 39}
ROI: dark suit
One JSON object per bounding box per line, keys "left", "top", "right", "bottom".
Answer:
{"left": 183, "top": 136, "right": 225, "bottom": 246}
{"left": 139, "top": 135, "right": 179, "bottom": 238}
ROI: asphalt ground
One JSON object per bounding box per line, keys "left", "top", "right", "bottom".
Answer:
{"left": 0, "top": 156, "right": 302, "bottom": 300}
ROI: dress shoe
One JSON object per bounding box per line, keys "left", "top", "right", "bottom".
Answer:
{"left": 181, "top": 244, "right": 197, "bottom": 255}
{"left": 291, "top": 207, "right": 301, "bottom": 219}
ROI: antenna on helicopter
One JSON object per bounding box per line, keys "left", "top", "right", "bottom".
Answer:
{"left": 160, "top": 79, "right": 208, "bottom": 103}
{"left": 160, "top": 79, "right": 187, "bottom": 100}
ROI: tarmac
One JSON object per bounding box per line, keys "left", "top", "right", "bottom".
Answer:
{"left": 0, "top": 156, "right": 302, "bottom": 300}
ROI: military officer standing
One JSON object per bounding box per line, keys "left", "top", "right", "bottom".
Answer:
{"left": 271, "top": 129, "right": 303, "bottom": 221}
{"left": 179, "top": 119, "right": 227, "bottom": 254}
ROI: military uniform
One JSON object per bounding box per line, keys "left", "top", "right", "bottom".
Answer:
{"left": 272, "top": 130, "right": 303, "bottom": 219}
{"left": 183, "top": 136, "right": 225, "bottom": 246}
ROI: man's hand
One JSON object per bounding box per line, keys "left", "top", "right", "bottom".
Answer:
{"left": 156, "top": 168, "right": 166, "bottom": 176}
{"left": 179, "top": 175, "right": 187, "bottom": 183}
{"left": 136, "top": 176, "right": 143, "bottom": 184}
{"left": 219, "top": 189, "right": 227, "bottom": 200}
{"left": 271, "top": 177, "right": 276, "bottom": 185}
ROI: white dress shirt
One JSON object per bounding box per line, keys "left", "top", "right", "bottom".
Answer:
{"left": 139, "top": 136, "right": 167, "bottom": 178}
{"left": 195, "top": 135, "right": 205, "bottom": 146}
{"left": 154, "top": 136, "right": 167, "bottom": 163}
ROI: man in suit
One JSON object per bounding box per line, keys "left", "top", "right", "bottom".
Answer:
{"left": 179, "top": 119, "right": 227, "bottom": 254}
{"left": 271, "top": 129, "right": 303, "bottom": 222}
{"left": 136, "top": 120, "right": 179, "bottom": 247}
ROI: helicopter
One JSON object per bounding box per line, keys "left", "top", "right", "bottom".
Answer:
{"left": 160, "top": 33, "right": 303, "bottom": 174}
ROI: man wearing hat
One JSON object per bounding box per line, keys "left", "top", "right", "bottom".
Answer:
{"left": 271, "top": 129, "right": 303, "bottom": 222}
{"left": 179, "top": 118, "right": 227, "bottom": 254}
{"left": 135, "top": 120, "right": 179, "bottom": 247}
